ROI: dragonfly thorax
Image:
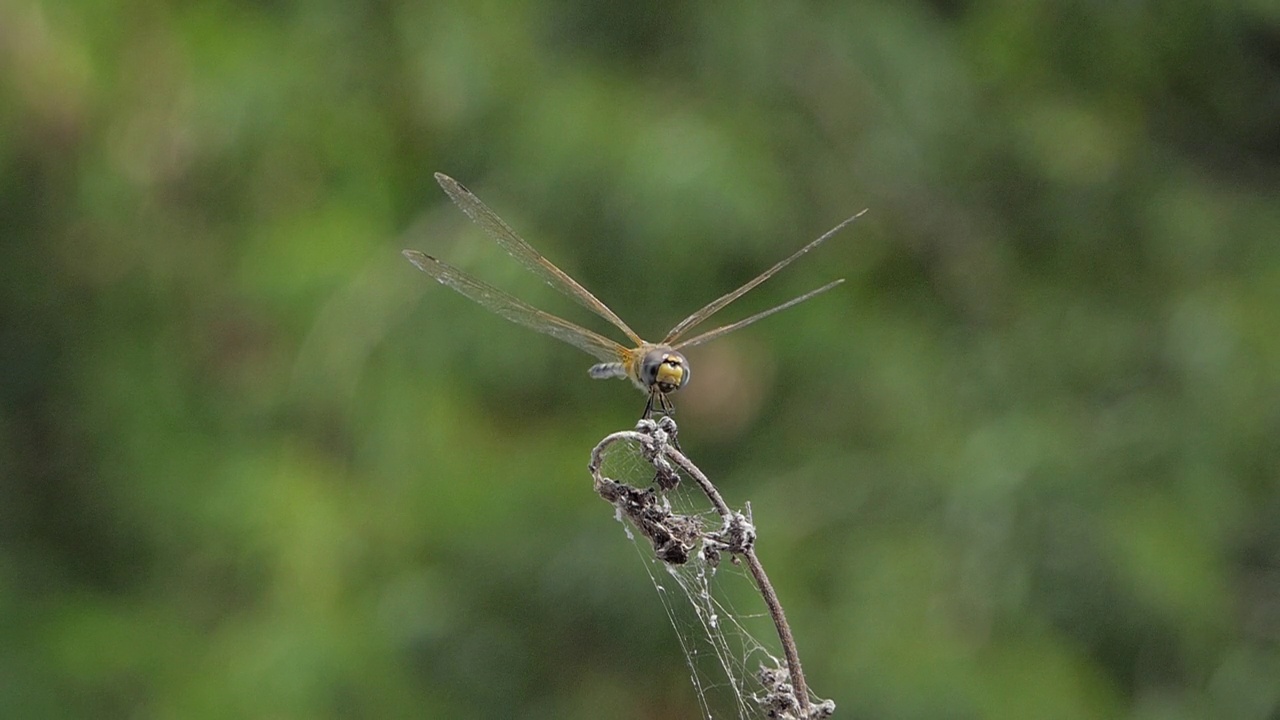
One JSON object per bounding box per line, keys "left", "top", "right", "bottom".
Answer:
{"left": 407, "top": 172, "right": 858, "bottom": 420}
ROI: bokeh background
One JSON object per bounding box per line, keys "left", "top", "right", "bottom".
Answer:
{"left": 3, "top": 1, "right": 1279, "bottom": 718}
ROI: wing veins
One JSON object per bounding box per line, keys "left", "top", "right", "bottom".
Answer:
{"left": 662, "top": 209, "right": 867, "bottom": 344}
{"left": 434, "top": 173, "right": 645, "bottom": 346}
{"left": 403, "top": 250, "right": 628, "bottom": 364}
{"left": 674, "top": 279, "right": 845, "bottom": 350}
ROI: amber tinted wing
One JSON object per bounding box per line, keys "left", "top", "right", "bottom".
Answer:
{"left": 434, "top": 173, "right": 645, "bottom": 346}
{"left": 674, "top": 279, "right": 844, "bottom": 350}
{"left": 403, "top": 250, "right": 630, "bottom": 364}
{"left": 662, "top": 210, "right": 867, "bottom": 344}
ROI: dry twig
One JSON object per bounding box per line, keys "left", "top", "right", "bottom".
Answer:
{"left": 589, "top": 417, "right": 834, "bottom": 720}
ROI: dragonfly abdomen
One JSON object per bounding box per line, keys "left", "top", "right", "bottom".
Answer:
{"left": 589, "top": 362, "right": 628, "bottom": 381}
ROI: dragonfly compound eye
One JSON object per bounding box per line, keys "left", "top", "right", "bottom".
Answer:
{"left": 641, "top": 348, "right": 689, "bottom": 393}
{"left": 406, "top": 172, "right": 856, "bottom": 419}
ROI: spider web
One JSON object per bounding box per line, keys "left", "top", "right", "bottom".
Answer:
{"left": 592, "top": 428, "right": 822, "bottom": 719}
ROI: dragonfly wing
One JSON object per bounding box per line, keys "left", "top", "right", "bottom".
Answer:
{"left": 674, "top": 279, "right": 844, "bottom": 350}
{"left": 434, "top": 173, "right": 645, "bottom": 346}
{"left": 662, "top": 209, "right": 866, "bottom": 344}
{"left": 404, "top": 250, "right": 630, "bottom": 365}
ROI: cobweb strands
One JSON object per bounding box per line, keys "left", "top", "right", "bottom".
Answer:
{"left": 589, "top": 418, "right": 835, "bottom": 720}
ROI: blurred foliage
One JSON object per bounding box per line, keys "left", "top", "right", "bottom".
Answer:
{"left": 2, "top": 0, "right": 1279, "bottom": 717}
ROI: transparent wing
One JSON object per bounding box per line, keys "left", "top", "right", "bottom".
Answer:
{"left": 662, "top": 209, "right": 867, "bottom": 344}
{"left": 434, "top": 173, "right": 645, "bottom": 346}
{"left": 674, "top": 279, "right": 845, "bottom": 350}
{"left": 403, "top": 250, "right": 631, "bottom": 364}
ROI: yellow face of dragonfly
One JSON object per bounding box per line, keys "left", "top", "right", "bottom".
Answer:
{"left": 404, "top": 173, "right": 863, "bottom": 417}
{"left": 641, "top": 348, "right": 689, "bottom": 394}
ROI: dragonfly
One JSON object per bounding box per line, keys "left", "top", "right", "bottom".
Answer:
{"left": 404, "top": 172, "right": 865, "bottom": 418}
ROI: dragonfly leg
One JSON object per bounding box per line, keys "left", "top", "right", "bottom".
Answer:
{"left": 641, "top": 390, "right": 676, "bottom": 420}
{"left": 658, "top": 392, "right": 675, "bottom": 417}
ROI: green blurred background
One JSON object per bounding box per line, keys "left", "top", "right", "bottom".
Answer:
{"left": 3, "top": 0, "right": 1279, "bottom": 718}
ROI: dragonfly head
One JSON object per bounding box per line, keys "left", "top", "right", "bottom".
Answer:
{"left": 639, "top": 347, "right": 689, "bottom": 395}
